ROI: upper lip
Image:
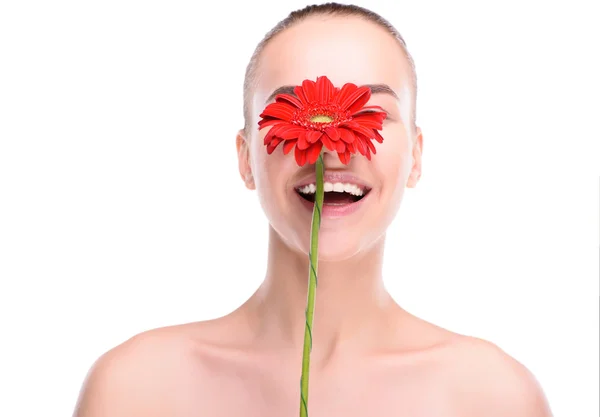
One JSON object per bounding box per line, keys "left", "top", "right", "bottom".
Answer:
{"left": 294, "top": 171, "right": 372, "bottom": 191}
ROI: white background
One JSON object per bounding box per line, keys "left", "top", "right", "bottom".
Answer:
{"left": 0, "top": 1, "right": 598, "bottom": 416}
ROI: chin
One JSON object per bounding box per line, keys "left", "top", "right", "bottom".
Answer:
{"left": 307, "top": 228, "right": 374, "bottom": 262}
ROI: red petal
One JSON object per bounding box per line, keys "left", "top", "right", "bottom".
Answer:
{"left": 306, "top": 130, "right": 323, "bottom": 144}
{"left": 338, "top": 128, "right": 356, "bottom": 144}
{"left": 266, "top": 137, "right": 284, "bottom": 154}
{"left": 335, "top": 140, "right": 346, "bottom": 153}
{"left": 365, "top": 138, "right": 377, "bottom": 155}
{"left": 294, "top": 85, "right": 309, "bottom": 105}
{"left": 317, "top": 76, "right": 335, "bottom": 103}
{"left": 343, "top": 86, "right": 372, "bottom": 114}
{"left": 258, "top": 118, "right": 286, "bottom": 130}
{"left": 260, "top": 102, "right": 295, "bottom": 120}
{"left": 349, "top": 123, "right": 377, "bottom": 139}
{"left": 263, "top": 123, "right": 291, "bottom": 145}
{"left": 297, "top": 131, "right": 310, "bottom": 150}
{"left": 353, "top": 118, "right": 383, "bottom": 130}
{"left": 320, "top": 132, "right": 335, "bottom": 151}
{"left": 306, "top": 141, "right": 323, "bottom": 164}
{"left": 340, "top": 120, "right": 360, "bottom": 130}
{"left": 354, "top": 137, "right": 367, "bottom": 155}
{"left": 301, "top": 79, "right": 318, "bottom": 102}
{"left": 295, "top": 145, "right": 307, "bottom": 166}
{"left": 333, "top": 82, "right": 358, "bottom": 105}
{"left": 346, "top": 141, "right": 356, "bottom": 153}
{"left": 374, "top": 130, "right": 384, "bottom": 143}
{"left": 264, "top": 132, "right": 273, "bottom": 146}
{"left": 325, "top": 127, "right": 340, "bottom": 141}
{"left": 278, "top": 125, "right": 307, "bottom": 140}
{"left": 275, "top": 93, "right": 303, "bottom": 108}
{"left": 359, "top": 119, "right": 385, "bottom": 128}
{"left": 337, "top": 151, "right": 350, "bottom": 164}
{"left": 353, "top": 108, "right": 387, "bottom": 125}
{"left": 283, "top": 139, "right": 297, "bottom": 155}
{"left": 263, "top": 127, "right": 277, "bottom": 146}
{"left": 270, "top": 122, "right": 293, "bottom": 137}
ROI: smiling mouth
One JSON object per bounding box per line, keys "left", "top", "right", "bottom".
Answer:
{"left": 295, "top": 185, "right": 371, "bottom": 205}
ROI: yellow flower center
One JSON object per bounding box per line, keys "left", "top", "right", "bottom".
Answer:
{"left": 310, "top": 115, "right": 333, "bottom": 123}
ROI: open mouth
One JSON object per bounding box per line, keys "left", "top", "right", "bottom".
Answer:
{"left": 295, "top": 182, "right": 372, "bottom": 205}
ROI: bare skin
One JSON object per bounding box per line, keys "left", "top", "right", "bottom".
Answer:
{"left": 73, "top": 309, "right": 551, "bottom": 417}
{"left": 73, "top": 14, "right": 552, "bottom": 417}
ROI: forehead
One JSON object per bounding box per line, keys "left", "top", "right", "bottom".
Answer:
{"left": 254, "top": 15, "right": 410, "bottom": 106}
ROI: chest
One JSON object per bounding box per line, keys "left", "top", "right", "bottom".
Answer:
{"left": 182, "top": 362, "right": 462, "bottom": 417}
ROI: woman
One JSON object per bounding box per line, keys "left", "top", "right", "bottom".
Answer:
{"left": 73, "top": 3, "right": 553, "bottom": 416}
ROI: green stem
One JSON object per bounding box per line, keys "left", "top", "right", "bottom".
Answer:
{"left": 299, "top": 153, "right": 324, "bottom": 417}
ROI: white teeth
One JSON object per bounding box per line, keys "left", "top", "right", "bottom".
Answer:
{"left": 296, "top": 182, "right": 365, "bottom": 196}
{"left": 298, "top": 183, "right": 316, "bottom": 194}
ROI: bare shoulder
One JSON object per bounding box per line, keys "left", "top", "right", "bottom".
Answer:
{"left": 72, "top": 320, "right": 227, "bottom": 417}
{"left": 442, "top": 336, "right": 553, "bottom": 417}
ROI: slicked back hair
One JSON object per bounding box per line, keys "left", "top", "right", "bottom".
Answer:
{"left": 242, "top": 2, "right": 417, "bottom": 136}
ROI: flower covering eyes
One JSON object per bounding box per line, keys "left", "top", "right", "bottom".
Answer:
{"left": 258, "top": 75, "right": 387, "bottom": 166}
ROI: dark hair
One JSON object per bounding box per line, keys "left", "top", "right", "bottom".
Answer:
{"left": 242, "top": 2, "right": 418, "bottom": 135}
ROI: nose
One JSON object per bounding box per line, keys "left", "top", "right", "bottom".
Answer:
{"left": 320, "top": 143, "right": 354, "bottom": 167}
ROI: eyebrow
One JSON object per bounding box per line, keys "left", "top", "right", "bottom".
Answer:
{"left": 265, "top": 83, "right": 399, "bottom": 104}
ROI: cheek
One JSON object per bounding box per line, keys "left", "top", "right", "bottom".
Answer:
{"left": 251, "top": 141, "right": 294, "bottom": 212}
{"left": 370, "top": 128, "right": 413, "bottom": 227}
{"left": 252, "top": 129, "right": 288, "bottom": 184}
{"left": 376, "top": 126, "right": 412, "bottom": 188}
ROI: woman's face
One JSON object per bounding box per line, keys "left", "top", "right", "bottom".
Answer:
{"left": 237, "top": 15, "right": 423, "bottom": 261}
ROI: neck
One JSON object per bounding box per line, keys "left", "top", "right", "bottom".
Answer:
{"left": 243, "top": 226, "right": 399, "bottom": 364}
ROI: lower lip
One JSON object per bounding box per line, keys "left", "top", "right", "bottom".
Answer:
{"left": 295, "top": 191, "right": 371, "bottom": 218}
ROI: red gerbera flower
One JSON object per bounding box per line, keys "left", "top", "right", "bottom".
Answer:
{"left": 258, "top": 75, "right": 387, "bottom": 166}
